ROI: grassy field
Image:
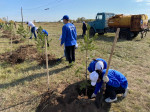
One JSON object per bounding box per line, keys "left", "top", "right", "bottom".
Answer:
{"left": 0, "top": 23, "right": 150, "bottom": 112}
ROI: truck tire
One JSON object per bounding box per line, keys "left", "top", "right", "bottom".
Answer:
{"left": 98, "top": 33, "right": 104, "bottom": 35}
{"left": 119, "top": 31, "right": 132, "bottom": 40}
{"left": 89, "top": 28, "right": 95, "bottom": 37}
{"left": 133, "top": 32, "right": 139, "bottom": 38}
{"left": 0, "top": 25, "right": 2, "bottom": 29}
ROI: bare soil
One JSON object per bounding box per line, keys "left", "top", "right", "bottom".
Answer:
{"left": 0, "top": 45, "right": 58, "bottom": 65}
{"left": 12, "top": 39, "right": 24, "bottom": 44}
{"left": 1, "top": 34, "right": 20, "bottom": 40}
{"left": 36, "top": 81, "right": 111, "bottom": 112}
{"left": 38, "top": 54, "right": 58, "bottom": 65}
{"left": 1, "top": 31, "right": 20, "bottom": 40}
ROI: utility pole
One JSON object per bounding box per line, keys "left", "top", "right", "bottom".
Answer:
{"left": 7, "top": 16, "right": 8, "bottom": 22}
{"left": 21, "top": 7, "right": 23, "bottom": 26}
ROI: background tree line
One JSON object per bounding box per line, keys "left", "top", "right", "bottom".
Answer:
{"left": 58, "top": 17, "right": 94, "bottom": 23}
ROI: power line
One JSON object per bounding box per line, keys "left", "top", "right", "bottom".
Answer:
{"left": 23, "top": 0, "right": 63, "bottom": 10}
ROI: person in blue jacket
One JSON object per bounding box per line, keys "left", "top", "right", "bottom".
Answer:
{"left": 61, "top": 15, "right": 77, "bottom": 64}
{"left": 36, "top": 28, "right": 49, "bottom": 47}
{"left": 90, "top": 69, "right": 128, "bottom": 103}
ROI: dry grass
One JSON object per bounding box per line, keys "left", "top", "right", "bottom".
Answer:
{"left": 0, "top": 23, "right": 150, "bottom": 112}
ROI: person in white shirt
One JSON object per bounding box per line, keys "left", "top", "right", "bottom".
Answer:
{"left": 25, "top": 21, "right": 37, "bottom": 39}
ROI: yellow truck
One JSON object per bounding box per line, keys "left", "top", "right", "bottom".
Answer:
{"left": 108, "top": 14, "right": 149, "bottom": 39}
{"left": 88, "top": 12, "right": 149, "bottom": 40}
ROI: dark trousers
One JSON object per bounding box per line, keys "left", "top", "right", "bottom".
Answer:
{"left": 31, "top": 27, "right": 37, "bottom": 38}
{"left": 65, "top": 45, "right": 75, "bottom": 63}
{"left": 82, "top": 30, "right": 86, "bottom": 37}
{"left": 105, "top": 84, "right": 125, "bottom": 99}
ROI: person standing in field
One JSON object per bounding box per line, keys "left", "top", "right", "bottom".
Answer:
{"left": 82, "top": 21, "right": 87, "bottom": 37}
{"left": 61, "top": 15, "right": 77, "bottom": 65}
{"left": 25, "top": 21, "right": 37, "bottom": 39}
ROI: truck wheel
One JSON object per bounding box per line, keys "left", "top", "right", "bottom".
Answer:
{"left": 89, "top": 28, "right": 95, "bottom": 37}
{"left": 133, "top": 32, "right": 139, "bottom": 38}
{"left": 98, "top": 33, "right": 104, "bottom": 35}
{"left": 119, "top": 31, "right": 132, "bottom": 40}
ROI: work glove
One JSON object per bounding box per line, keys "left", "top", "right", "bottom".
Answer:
{"left": 103, "top": 76, "right": 109, "bottom": 83}
{"left": 91, "top": 93, "right": 96, "bottom": 98}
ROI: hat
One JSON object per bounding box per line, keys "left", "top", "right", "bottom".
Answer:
{"left": 95, "top": 61, "right": 104, "bottom": 70}
{"left": 90, "top": 71, "right": 99, "bottom": 86}
{"left": 61, "top": 15, "right": 69, "bottom": 20}
{"left": 83, "top": 21, "right": 85, "bottom": 23}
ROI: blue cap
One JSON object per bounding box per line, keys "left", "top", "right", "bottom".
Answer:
{"left": 61, "top": 15, "right": 69, "bottom": 20}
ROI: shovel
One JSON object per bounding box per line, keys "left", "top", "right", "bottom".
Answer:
{"left": 57, "top": 56, "right": 65, "bottom": 62}
{"left": 95, "top": 28, "right": 120, "bottom": 109}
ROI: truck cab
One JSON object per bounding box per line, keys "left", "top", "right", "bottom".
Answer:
{"left": 88, "top": 12, "right": 115, "bottom": 36}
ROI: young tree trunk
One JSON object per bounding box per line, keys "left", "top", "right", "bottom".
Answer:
{"left": 45, "top": 37, "right": 50, "bottom": 90}
{"left": 27, "top": 38, "right": 29, "bottom": 56}
{"left": 85, "top": 49, "right": 88, "bottom": 96}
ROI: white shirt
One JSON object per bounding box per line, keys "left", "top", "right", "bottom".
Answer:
{"left": 28, "top": 21, "right": 35, "bottom": 28}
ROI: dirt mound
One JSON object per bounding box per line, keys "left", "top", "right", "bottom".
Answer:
{"left": 11, "top": 34, "right": 20, "bottom": 40}
{"left": 38, "top": 54, "right": 58, "bottom": 65}
{"left": 1, "top": 34, "right": 20, "bottom": 40}
{"left": 12, "top": 39, "right": 24, "bottom": 44}
{"left": 2, "top": 30, "right": 11, "bottom": 34}
{"left": 1, "top": 35, "right": 10, "bottom": 38}
{"left": 0, "top": 45, "right": 58, "bottom": 65}
{"left": 0, "top": 45, "right": 37, "bottom": 64}
{"left": 36, "top": 81, "right": 111, "bottom": 112}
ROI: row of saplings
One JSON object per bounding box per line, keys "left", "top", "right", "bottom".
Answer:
{"left": 0, "top": 23, "right": 57, "bottom": 65}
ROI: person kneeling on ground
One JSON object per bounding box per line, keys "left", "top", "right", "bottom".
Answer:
{"left": 36, "top": 28, "right": 49, "bottom": 47}
{"left": 88, "top": 58, "right": 107, "bottom": 98}
{"left": 25, "top": 21, "right": 37, "bottom": 39}
{"left": 61, "top": 15, "right": 77, "bottom": 65}
{"left": 90, "top": 69, "right": 128, "bottom": 103}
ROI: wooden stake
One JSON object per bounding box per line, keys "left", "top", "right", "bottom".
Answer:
{"left": 45, "top": 37, "right": 50, "bottom": 90}
{"left": 85, "top": 49, "right": 88, "bottom": 96}
{"left": 11, "top": 35, "right": 12, "bottom": 55}
{"left": 104, "top": 28, "right": 120, "bottom": 76}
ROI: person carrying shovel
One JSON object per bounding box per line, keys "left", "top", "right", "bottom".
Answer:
{"left": 90, "top": 69, "right": 128, "bottom": 103}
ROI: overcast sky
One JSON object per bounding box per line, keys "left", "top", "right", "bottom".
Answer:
{"left": 0, "top": 0, "right": 150, "bottom": 22}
